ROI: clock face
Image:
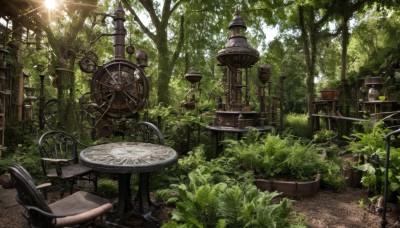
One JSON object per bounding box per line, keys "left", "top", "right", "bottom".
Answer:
{"left": 90, "top": 60, "right": 149, "bottom": 118}
{"left": 81, "top": 142, "right": 177, "bottom": 167}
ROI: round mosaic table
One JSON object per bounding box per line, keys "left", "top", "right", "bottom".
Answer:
{"left": 79, "top": 142, "right": 178, "bottom": 224}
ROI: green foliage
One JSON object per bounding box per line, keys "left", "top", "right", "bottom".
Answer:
{"left": 156, "top": 145, "right": 251, "bottom": 205}
{"left": 0, "top": 157, "right": 14, "bottom": 174}
{"left": 349, "top": 8, "right": 400, "bottom": 78}
{"left": 283, "top": 113, "right": 310, "bottom": 138}
{"left": 163, "top": 182, "right": 294, "bottom": 228}
{"left": 322, "top": 160, "right": 346, "bottom": 192}
{"left": 224, "top": 133, "right": 327, "bottom": 181}
{"left": 312, "top": 129, "right": 337, "bottom": 143}
{"left": 148, "top": 105, "right": 212, "bottom": 154}
{"left": 96, "top": 178, "right": 118, "bottom": 198}
{"left": 344, "top": 121, "right": 400, "bottom": 197}
{"left": 0, "top": 144, "right": 43, "bottom": 182}
{"left": 345, "top": 121, "right": 388, "bottom": 157}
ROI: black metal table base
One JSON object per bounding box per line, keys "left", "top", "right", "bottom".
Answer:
{"left": 107, "top": 172, "right": 160, "bottom": 227}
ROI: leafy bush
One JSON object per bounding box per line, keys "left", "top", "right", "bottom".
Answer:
{"left": 322, "top": 160, "right": 346, "bottom": 192}
{"left": 344, "top": 121, "right": 387, "bottom": 194}
{"left": 148, "top": 105, "right": 212, "bottom": 154}
{"left": 312, "top": 129, "right": 337, "bottom": 143}
{"left": 162, "top": 183, "right": 295, "bottom": 228}
{"left": 0, "top": 144, "right": 43, "bottom": 181}
{"left": 224, "top": 134, "right": 327, "bottom": 181}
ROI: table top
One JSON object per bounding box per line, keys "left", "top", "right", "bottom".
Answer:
{"left": 79, "top": 142, "right": 178, "bottom": 173}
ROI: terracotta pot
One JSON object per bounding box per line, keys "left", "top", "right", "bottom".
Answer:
{"left": 254, "top": 173, "right": 322, "bottom": 197}
{"left": 320, "top": 89, "right": 336, "bottom": 100}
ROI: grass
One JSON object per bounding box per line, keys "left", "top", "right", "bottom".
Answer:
{"left": 283, "top": 113, "right": 311, "bottom": 138}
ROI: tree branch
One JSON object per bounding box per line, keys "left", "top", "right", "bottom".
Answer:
{"left": 138, "top": 0, "right": 161, "bottom": 27}
{"left": 170, "top": 15, "right": 184, "bottom": 67}
{"left": 121, "top": 0, "right": 157, "bottom": 42}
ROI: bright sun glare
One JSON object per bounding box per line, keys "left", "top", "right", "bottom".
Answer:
{"left": 44, "top": 0, "right": 57, "bottom": 10}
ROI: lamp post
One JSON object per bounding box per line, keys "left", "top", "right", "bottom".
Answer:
{"left": 35, "top": 64, "right": 46, "bottom": 130}
{"left": 381, "top": 128, "right": 400, "bottom": 228}
{"left": 39, "top": 73, "right": 45, "bottom": 130}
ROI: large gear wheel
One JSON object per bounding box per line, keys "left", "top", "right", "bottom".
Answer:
{"left": 90, "top": 60, "right": 149, "bottom": 119}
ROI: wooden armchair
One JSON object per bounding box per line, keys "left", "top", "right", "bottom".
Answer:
{"left": 9, "top": 165, "right": 112, "bottom": 228}
{"left": 38, "top": 130, "right": 97, "bottom": 198}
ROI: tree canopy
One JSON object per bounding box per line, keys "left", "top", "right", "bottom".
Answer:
{"left": 4, "top": 0, "right": 400, "bottom": 131}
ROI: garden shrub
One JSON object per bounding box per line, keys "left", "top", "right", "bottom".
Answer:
{"left": 224, "top": 133, "right": 327, "bottom": 181}
{"left": 162, "top": 182, "right": 298, "bottom": 228}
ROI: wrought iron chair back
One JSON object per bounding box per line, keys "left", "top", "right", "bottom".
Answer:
{"left": 38, "top": 130, "right": 97, "bottom": 197}
{"left": 9, "top": 164, "right": 112, "bottom": 228}
{"left": 9, "top": 165, "right": 55, "bottom": 227}
{"left": 126, "top": 121, "right": 165, "bottom": 145}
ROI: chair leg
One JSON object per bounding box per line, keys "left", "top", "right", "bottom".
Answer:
{"left": 60, "top": 187, "right": 65, "bottom": 198}
{"left": 69, "top": 179, "right": 76, "bottom": 195}
{"left": 60, "top": 179, "right": 75, "bottom": 198}
{"left": 43, "top": 189, "right": 48, "bottom": 200}
{"left": 93, "top": 172, "right": 98, "bottom": 192}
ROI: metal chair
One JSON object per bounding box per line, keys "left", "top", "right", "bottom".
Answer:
{"left": 38, "top": 130, "right": 97, "bottom": 198}
{"left": 9, "top": 164, "right": 113, "bottom": 228}
{"left": 125, "top": 121, "right": 165, "bottom": 145}
{"left": 12, "top": 164, "right": 52, "bottom": 200}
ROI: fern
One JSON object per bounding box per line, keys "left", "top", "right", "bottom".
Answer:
{"left": 217, "top": 186, "right": 244, "bottom": 227}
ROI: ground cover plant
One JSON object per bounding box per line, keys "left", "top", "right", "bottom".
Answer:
{"left": 224, "top": 132, "right": 327, "bottom": 181}
{"left": 156, "top": 145, "right": 307, "bottom": 227}
{"left": 346, "top": 121, "right": 400, "bottom": 200}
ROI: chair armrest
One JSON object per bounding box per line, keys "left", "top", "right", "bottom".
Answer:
{"left": 41, "top": 158, "right": 73, "bottom": 177}
{"left": 41, "top": 158, "right": 70, "bottom": 163}
{"left": 36, "top": 182, "right": 52, "bottom": 190}
{"left": 25, "top": 205, "right": 66, "bottom": 219}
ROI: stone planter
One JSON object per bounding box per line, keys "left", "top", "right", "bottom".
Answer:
{"left": 254, "top": 173, "right": 322, "bottom": 197}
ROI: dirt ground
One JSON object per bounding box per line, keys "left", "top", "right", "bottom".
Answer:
{"left": 292, "top": 187, "right": 399, "bottom": 228}
{"left": 1, "top": 184, "right": 399, "bottom": 227}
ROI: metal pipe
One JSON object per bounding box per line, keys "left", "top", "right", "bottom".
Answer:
{"left": 381, "top": 127, "right": 400, "bottom": 227}
{"left": 39, "top": 74, "right": 45, "bottom": 130}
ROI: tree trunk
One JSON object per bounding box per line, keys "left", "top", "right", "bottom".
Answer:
{"left": 299, "top": 5, "right": 316, "bottom": 137}
{"left": 157, "top": 56, "right": 173, "bottom": 105}
{"left": 156, "top": 36, "right": 173, "bottom": 106}
{"left": 341, "top": 20, "right": 349, "bottom": 81}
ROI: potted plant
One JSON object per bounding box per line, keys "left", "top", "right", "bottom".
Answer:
{"left": 319, "top": 79, "right": 342, "bottom": 100}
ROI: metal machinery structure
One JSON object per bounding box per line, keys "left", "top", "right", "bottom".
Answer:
{"left": 78, "top": 3, "right": 150, "bottom": 138}
{"left": 206, "top": 11, "right": 276, "bottom": 156}
{"left": 0, "top": 44, "right": 10, "bottom": 155}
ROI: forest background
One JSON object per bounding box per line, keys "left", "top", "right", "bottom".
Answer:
{"left": 13, "top": 0, "right": 400, "bottom": 135}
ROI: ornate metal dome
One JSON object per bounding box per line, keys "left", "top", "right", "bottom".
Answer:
{"left": 216, "top": 11, "right": 259, "bottom": 68}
